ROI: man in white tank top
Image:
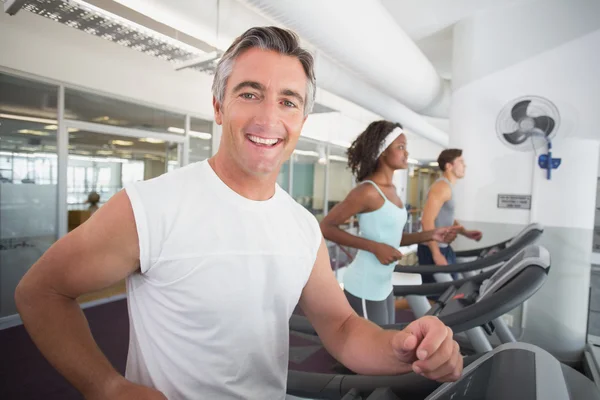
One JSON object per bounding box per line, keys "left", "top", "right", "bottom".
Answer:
{"left": 15, "top": 27, "right": 463, "bottom": 399}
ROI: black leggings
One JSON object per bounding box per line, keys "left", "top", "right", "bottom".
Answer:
{"left": 344, "top": 289, "right": 395, "bottom": 325}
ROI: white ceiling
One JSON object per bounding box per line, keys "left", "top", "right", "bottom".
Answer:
{"left": 380, "top": 0, "right": 530, "bottom": 79}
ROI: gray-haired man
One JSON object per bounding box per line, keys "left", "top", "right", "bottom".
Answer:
{"left": 15, "top": 27, "right": 462, "bottom": 399}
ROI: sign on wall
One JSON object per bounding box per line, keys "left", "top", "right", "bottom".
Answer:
{"left": 497, "top": 194, "right": 532, "bottom": 210}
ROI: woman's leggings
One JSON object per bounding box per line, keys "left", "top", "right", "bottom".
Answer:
{"left": 344, "top": 289, "right": 395, "bottom": 325}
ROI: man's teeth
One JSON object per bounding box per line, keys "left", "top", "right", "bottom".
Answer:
{"left": 248, "top": 135, "right": 278, "bottom": 146}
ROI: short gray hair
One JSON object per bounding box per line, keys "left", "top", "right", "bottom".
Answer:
{"left": 212, "top": 26, "right": 316, "bottom": 116}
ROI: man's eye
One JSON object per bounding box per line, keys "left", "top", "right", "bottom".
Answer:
{"left": 241, "top": 93, "right": 256, "bottom": 99}
{"left": 283, "top": 100, "right": 297, "bottom": 108}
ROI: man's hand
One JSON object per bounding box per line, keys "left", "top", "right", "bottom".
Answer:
{"left": 371, "top": 243, "right": 403, "bottom": 265}
{"left": 463, "top": 230, "right": 483, "bottom": 241}
{"left": 432, "top": 252, "right": 448, "bottom": 266}
{"left": 431, "top": 226, "right": 461, "bottom": 244}
{"left": 390, "top": 316, "right": 463, "bottom": 382}
{"left": 90, "top": 378, "right": 167, "bottom": 400}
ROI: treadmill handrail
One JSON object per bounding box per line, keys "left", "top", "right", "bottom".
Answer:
{"left": 454, "top": 223, "right": 543, "bottom": 258}
{"left": 393, "top": 268, "right": 496, "bottom": 297}
{"left": 436, "top": 266, "right": 547, "bottom": 333}
{"left": 291, "top": 265, "right": 545, "bottom": 336}
{"left": 395, "top": 228, "right": 542, "bottom": 274}
{"left": 454, "top": 240, "right": 509, "bottom": 258}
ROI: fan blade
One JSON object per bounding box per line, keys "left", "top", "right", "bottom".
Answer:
{"left": 511, "top": 100, "right": 531, "bottom": 121}
{"left": 503, "top": 130, "right": 529, "bottom": 145}
{"left": 533, "top": 115, "right": 555, "bottom": 136}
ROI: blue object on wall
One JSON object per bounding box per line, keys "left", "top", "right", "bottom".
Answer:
{"left": 538, "top": 141, "right": 561, "bottom": 180}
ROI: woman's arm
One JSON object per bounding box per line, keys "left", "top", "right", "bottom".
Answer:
{"left": 320, "top": 185, "right": 403, "bottom": 265}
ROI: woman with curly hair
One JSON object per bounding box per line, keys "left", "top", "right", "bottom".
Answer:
{"left": 320, "top": 120, "right": 457, "bottom": 325}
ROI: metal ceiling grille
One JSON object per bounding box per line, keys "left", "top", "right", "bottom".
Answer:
{"left": 18, "top": 0, "right": 203, "bottom": 63}
{"left": 5, "top": 0, "right": 339, "bottom": 111}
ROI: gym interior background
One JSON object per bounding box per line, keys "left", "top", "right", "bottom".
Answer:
{"left": 1, "top": 0, "right": 599, "bottom": 398}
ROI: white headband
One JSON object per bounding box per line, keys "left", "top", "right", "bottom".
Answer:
{"left": 377, "top": 126, "right": 404, "bottom": 159}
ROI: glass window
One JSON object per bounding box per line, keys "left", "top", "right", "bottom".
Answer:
{"left": 327, "top": 145, "right": 353, "bottom": 212}
{"left": 0, "top": 73, "right": 59, "bottom": 318}
{"left": 67, "top": 130, "right": 181, "bottom": 216}
{"left": 325, "top": 145, "right": 356, "bottom": 270}
{"left": 65, "top": 88, "right": 186, "bottom": 134}
{"left": 189, "top": 117, "right": 212, "bottom": 163}
{"left": 277, "top": 161, "right": 290, "bottom": 192}
{"left": 291, "top": 139, "right": 326, "bottom": 220}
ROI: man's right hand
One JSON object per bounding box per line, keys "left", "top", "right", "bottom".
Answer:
{"left": 432, "top": 252, "right": 448, "bottom": 266}
{"left": 93, "top": 379, "right": 167, "bottom": 400}
{"left": 371, "top": 243, "right": 403, "bottom": 265}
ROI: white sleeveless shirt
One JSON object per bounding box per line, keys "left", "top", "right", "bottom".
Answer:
{"left": 123, "top": 160, "right": 321, "bottom": 399}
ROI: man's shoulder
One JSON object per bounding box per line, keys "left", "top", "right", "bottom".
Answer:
{"left": 429, "top": 179, "right": 452, "bottom": 198}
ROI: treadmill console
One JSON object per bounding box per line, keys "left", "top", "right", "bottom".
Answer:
{"left": 477, "top": 245, "right": 550, "bottom": 301}
{"left": 425, "top": 343, "right": 570, "bottom": 400}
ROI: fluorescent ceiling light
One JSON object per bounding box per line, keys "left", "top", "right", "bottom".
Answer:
{"left": 44, "top": 125, "right": 79, "bottom": 133}
{"left": 0, "top": 151, "right": 57, "bottom": 159}
{"left": 19, "top": 146, "right": 40, "bottom": 152}
{"left": 18, "top": 129, "right": 50, "bottom": 136}
{"left": 189, "top": 131, "right": 212, "bottom": 140}
{"left": 0, "top": 113, "right": 57, "bottom": 124}
{"left": 168, "top": 127, "right": 212, "bottom": 139}
{"left": 408, "top": 158, "right": 419, "bottom": 165}
{"left": 428, "top": 161, "right": 439, "bottom": 167}
{"left": 69, "top": 154, "right": 129, "bottom": 163}
{"left": 111, "top": 139, "right": 134, "bottom": 146}
{"left": 293, "top": 150, "right": 319, "bottom": 157}
{"left": 139, "top": 138, "right": 165, "bottom": 144}
{"left": 167, "top": 126, "right": 185, "bottom": 134}
{"left": 96, "top": 150, "right": 114, "bottom": 155}
{"left": 329, "top": 155, "right": 348, "bottom": 162}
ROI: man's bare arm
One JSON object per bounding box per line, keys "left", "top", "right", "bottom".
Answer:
{"left": 15, "top": 190, "right": 164, "bottom": 399}
{"left": 299, "top": 238, "right": 462, "bottom": 381}
{"left": 421, "top": 182, "right": 451, "bottom": 258}
{"left": 299, "top": 238, "right": 412, "bottom": 375}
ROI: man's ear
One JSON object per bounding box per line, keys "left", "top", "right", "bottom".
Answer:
{"left": 213, "top": 96, "right": 223, "bottom": 125}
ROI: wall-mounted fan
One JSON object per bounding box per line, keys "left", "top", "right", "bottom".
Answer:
{"left": 496, "top": 96, "right": 562, "bottom": 179}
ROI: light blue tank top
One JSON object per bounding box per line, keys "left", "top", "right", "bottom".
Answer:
{"left": 343, "top": 180, "right": 408, "bottom": 301}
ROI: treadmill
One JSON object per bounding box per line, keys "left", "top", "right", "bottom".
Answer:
{"left": 336, "top": 343, "right": 600, "bottom": 400}
{"left": 393, "top": 223, "right": 544, "bottom": 352}
{"left": 287, "top": 246, "right": 555, "bottom": 398}
{"left": 290, "top": 245, "right": 549, "bottom": 336}
{"left": 453, "top": 222, "right": 544, "bottom": 262}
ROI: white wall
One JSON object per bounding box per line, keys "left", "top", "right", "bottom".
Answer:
{"left": 453, "top": 0, "right": 600, "bottom": 91}
{"left": 451, "top": 1, "right": 600, "bottom": 361}
{"left": 452, "top": 28, "right": 600, "bottom": 226}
